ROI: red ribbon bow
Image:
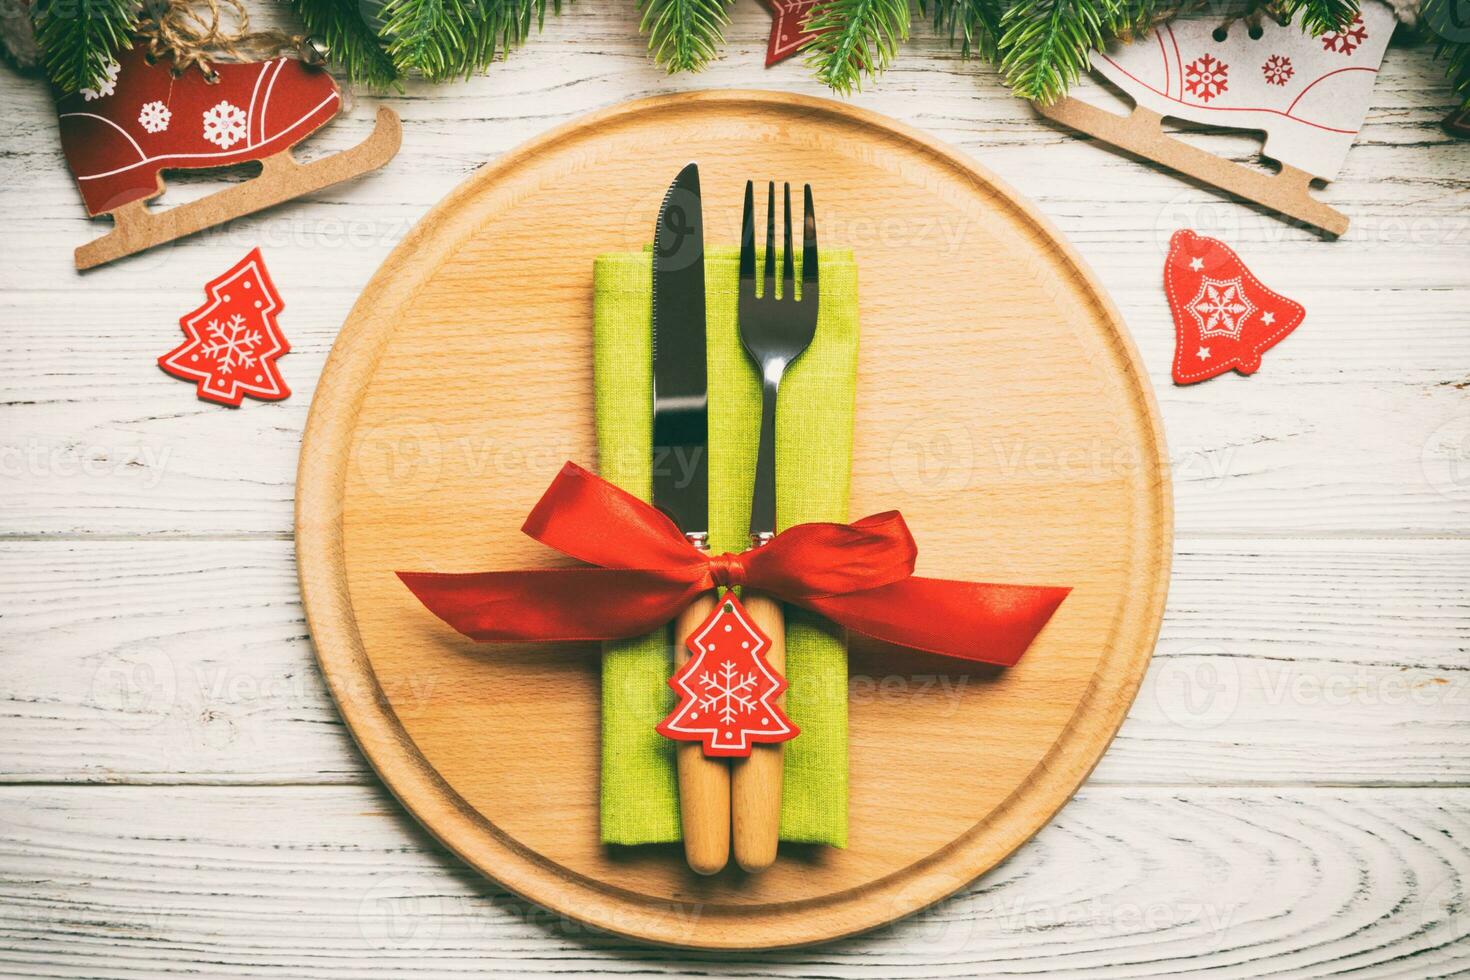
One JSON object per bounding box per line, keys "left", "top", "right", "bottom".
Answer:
{"left": 398, "top": 462, "right": 1070, "bottom": 665}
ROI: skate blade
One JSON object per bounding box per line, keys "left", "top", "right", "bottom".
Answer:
{"left": 1034, "top": 96, "right": 1349, "bottom": 238}
{"left": 76, "top": 106, "right": 404, "bottom": 271}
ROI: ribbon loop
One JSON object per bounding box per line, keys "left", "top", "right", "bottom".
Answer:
{"left": 399, "top": 461, "right": 1070, "bottom": 667}
{"left": 708, "top": 553, "right": 747, "bottom": 589}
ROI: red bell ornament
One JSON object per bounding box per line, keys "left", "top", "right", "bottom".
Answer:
{"left": 1166, "top": 229, "right": 1306, "bottom": 385}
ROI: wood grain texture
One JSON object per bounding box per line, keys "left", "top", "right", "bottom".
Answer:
{"left": 1, "top": 784, "right": 1467, "bottom": 978}
{"left": 0, "top": 11, "right": 1465, "bottom": 538}
{"left": 1, "top": 0, "right": 1467, "bottom": 970}
{"left": 730, "top": 591, "right": 786, "bottom": 873}
{"left": 674, "top": 592, "right": 731, "bottom": 874}
{"left": 1, "top": 538, "right": 1467, "bottom": 787}
{"left": 295, "top": 91, "right": 1171, "bottom": 947}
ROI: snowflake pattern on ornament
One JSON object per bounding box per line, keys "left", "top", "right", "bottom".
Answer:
{"left": 1167, "top": 230, "right": 1306, "bottom": 385}
{"left": 201, "top": 314, "right": 264, "bottom": 374}
{"left": 1321, "top": 16, "right": 1368, "bottom": 55}
{"left": 138, "top": 100, "right": 172, "bottom": 134}
{"left": 202, "top": 100, "right": 248, "bottom": 149}
{"left": 80, "top": 60, "right": 120, "bottom": 101}
{"left": 1188, "top": 276, "right": 1256, "bottom": 340}
{"left": 1184, "top": 53, "right": 1229, "bottom": 102}
{"left": 698, "top": 660, "right": 760, "bottom": 726}
{"left": 656, "top": 597, "right": 798, "bottom": 757}
{"left": 1262, "top": 54, "right": 1294, "bottom": 86}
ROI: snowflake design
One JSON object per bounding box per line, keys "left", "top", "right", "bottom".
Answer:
{"left": 138, "top": 100, "right": 172, "bottom": 134}
{"left": 698, "top": 660, "right": 759, "bottom": 726}
{"left": 1188, "top": 277, "right": 1256, "bottom": 340}
{"left": 1262, "top": 54, "right": 1294, "bottom": 86}
{"left": 1184, "top": 53, "right": 1229, "bottom": 102}
{"left": 202, "top": 100, "right": 247, "bottom": 149}
{"left": 1321, "top": 16, "right": 1368, "bottom": 55}
{"left": 200, "top": 314, "right": 264, "bottom": 374}
{"left": 80, "top": 60, "right": 120, "bottom": 101}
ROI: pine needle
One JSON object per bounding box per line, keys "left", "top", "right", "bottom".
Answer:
{"left": 1422, "top": 0, "right": 1470, "bottom": 109}
{"left": 804, "top": 0, "right": 911, "bottom": 93}
{"left": 639, "top": 0, "right": 733, "bottom": 73}
{"left": 1274, "top": 0, "right": 1360, "bottom": 35}
{"left": 377, "top": 0, "right": 551, "bottom": 79}
{"left": 1106, "top": 0, "right": 1207, "bottom": 40}
{"left": 290, "top": 0, "right": 399, "bottom": 87}
{"left": 31, "top": 0, "right": 140, "bottom": 94}
{"left": 997, "top": 0, "right": 1110, "bottom": 104}
{"left": 920, "top": 0, "right": 1006, "bottom": 60}
{"left": 31, "top": 0, "right": 1469, "bottom": 116}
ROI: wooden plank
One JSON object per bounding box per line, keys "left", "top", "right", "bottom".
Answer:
{"left": 0, "top": 538, "right": 1465, "bottom": 787}
{"left": 1, "top": 236, "right": 1467, "bottom": 536}
{"left": 1, "top": 35, "right": 1466, "bottom": 536}
{"left": 0, "top": 783, "right": 1465, "bottom": 976}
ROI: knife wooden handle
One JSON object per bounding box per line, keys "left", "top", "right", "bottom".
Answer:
{"left": 731, "top": 590, "right": 785, "bottom": 873}
{"left": 674, "top": 591, "right": 730, "bottom": 875}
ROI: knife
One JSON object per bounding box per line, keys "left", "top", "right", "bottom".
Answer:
{"left": 652, "top": 163, "right": 729, "bottom": 875}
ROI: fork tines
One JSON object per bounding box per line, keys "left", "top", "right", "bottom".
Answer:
{"left": 740, "top": 181, "right": 818, "bottom": 306}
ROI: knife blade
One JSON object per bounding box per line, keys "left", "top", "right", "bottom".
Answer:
{"left": 651, "top": 162, "right": 728, "bottom": 876}
{"left": 651, "top": 163, "right": 708, "bottom": 546}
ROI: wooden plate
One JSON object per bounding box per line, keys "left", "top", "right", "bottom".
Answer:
{"left": 296, "top": 91, "right": 1171, "bottom": 950}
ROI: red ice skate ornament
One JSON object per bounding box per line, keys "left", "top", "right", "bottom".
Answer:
{"left": 1166, "top": 230, "right": 1305, "bottom": 385}
{"left": 656, "top": 596, "right": 798, "bottom": 757}
{"left": 159, "top": 248, "right": 290, "bottom": 406}
{"left": 1035, "top": 1, "right": 1396, "bottom": 235}
{"left": 57, "top": 46, "right": 401, "bottom": 270}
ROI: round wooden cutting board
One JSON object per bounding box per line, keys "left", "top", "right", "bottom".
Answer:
{"left": 297, "top": 91, "right": 1172, "bottom": 950}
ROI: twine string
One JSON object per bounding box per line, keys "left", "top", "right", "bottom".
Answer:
{"left": 135, "top": 0, "right": 304, "bottom": 81}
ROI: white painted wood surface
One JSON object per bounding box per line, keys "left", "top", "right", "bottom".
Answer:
{"left": 1, "top": 2, "right": 1468, "bottom": 974}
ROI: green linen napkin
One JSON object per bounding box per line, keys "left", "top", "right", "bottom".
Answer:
{"left": 594, "top": 245, "right": 858, "bottom": 848}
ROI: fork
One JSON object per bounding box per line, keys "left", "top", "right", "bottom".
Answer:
{"left": 732, "top": 180, "right": 819, "bottom": 873}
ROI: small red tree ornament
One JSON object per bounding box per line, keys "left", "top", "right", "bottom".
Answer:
{"left": 1166, "top": 229, "right": 1305, "bottom": 385}
{"left": 159, "top": 248, "right": 290, "bottom": 407}
{"left": 656, "top": 595, "right": 798, "bottom": 757}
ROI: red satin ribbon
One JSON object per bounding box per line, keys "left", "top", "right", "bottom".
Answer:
{"left": 398, "top": 462, "right": 1070, "bottom": 665}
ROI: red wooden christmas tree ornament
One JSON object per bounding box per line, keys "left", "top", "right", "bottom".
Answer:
{"left": 159, "top": 247, "right": 290, "bottom": 407}
{"left": 656, "top": 594, "right": 798, "bottom": 757}
{"left": 1166, "top": 229, "right": 1306, "bottom": 385}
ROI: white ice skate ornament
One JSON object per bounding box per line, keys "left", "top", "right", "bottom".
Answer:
{"left": 1035, "top": 1, "right": 1397, "bottom": 236}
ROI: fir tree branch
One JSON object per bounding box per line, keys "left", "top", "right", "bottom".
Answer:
{"left": 920, "top": 0, "right": 1006, "bottom": 60}
{"left": 997, "top": 0, "right": 1110, "bottom": 104}
{"left": 803, "top": 0, "right": 911, "bottom": 93}
{"left": 1106, "top": 0, "right": 1203, "bottom": 41}
{"left": 379, "top": 0, "right": 464, "bottom": 79}
{"left": 380, "top": 0, "right": 548, "bottom": 80}
{"left": 639, "top": 0, "right": 732, "bottom": 73}
{"left": 1422, "top": 0, "right": 1470, "bottom": 109}
{"left": 290, "top": 0, "right": 399, "bottom": 87}
{"left": 460, "top": 0, "right": 552, "bottom": 71}
{"left": 1273, "top": 0, "right": 1359, "bottom": 35}
{"left": 31, "top": 0, "right": 140, "bottom": 94}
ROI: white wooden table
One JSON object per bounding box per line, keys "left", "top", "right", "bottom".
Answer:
{"left": 3, "top": 5, "right": 1469, "bottom": 976}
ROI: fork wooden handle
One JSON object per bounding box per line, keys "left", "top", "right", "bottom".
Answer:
{"left": 731, "top": 591, "right": 785, "bottom": 872}
{"left": 674, "top": 591, "right": 730, "bottom": 874}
